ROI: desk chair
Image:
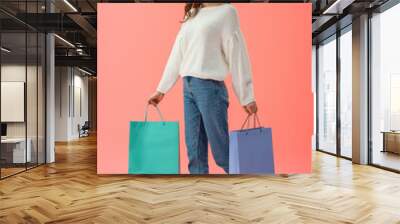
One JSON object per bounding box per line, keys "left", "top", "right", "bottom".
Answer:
{"left": 79, "top": 121, "right": 90, "bottom": 138}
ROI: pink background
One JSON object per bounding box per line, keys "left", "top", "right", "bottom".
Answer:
{"left": 98, "top": 3, "right": 312, "bottom": 174}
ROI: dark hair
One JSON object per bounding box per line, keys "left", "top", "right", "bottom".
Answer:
{"left": 182, "top": 3, "right": 202, "bottom": 23}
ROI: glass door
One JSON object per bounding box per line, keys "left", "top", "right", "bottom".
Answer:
{"left": 317, "top": 35, "right": 337, "bottom": 154}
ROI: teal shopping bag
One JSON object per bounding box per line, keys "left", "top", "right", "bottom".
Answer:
{"left": 128, "top": 105, "right": 179, "bottom": 174}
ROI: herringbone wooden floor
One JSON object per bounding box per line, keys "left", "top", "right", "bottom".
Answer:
{"left": 1, "top": 135, "right": 400, "bottom": 224}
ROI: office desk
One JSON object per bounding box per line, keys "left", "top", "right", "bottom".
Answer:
{"left": 382, "top": 131, "right": 400, "bottom": 154}
{"left": 1, "top": 138, "right": 32, "bottom": 163}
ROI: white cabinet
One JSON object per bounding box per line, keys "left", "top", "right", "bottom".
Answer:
{"left": 1, "top": 138, "right": 32, "bottom": 163}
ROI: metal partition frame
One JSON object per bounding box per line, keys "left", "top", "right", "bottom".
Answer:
{"left": 315, "top": 24, "right": 353, "bottom": 161}
{"left": 0, "top": 0, "right": 48, "bottom": 180}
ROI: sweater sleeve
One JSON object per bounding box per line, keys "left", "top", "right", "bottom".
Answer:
{"left": 222, "top": 7, "right": 255, "bottom": 106}
{"left": 157, "top": 31, "right": 183, "bottom": 94}
{"left": 223, "top": 29, "right": 255, "bottom": 106}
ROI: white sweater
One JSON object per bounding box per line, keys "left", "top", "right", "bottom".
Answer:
{"left": 157, "top": 4, "right": 255, "bottom": 106}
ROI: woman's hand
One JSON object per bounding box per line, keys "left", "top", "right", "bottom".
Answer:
{"left": 244, "top": 101, "right": 258, "bottom": 114}
{"left": 148, "top": 91, "right": 165, "bottom": 106}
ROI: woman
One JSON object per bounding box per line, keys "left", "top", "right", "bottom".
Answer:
{"left": 148, "top": 3, "right": 257, "bottom": 174}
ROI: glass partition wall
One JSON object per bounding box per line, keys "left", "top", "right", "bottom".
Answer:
{"left": 0, "top": 2, "right": 46, "bottom": 179}
{"left": 370, "top": 2, "right": 400, "bottom": 172}
{"left": 315, "top": 0, "right": 400, "bottom": 172}
{"left": 316, "top": 26, "right": 353, "bottom": 159}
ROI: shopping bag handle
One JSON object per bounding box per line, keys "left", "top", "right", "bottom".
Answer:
{"left": 240, "top": 113, "right": 262, "bottom": 130}
{"left": 144, "top": 104, "right": 165, "bottom": 123}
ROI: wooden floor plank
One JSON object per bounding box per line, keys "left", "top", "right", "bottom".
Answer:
{"left": 0, "top": 134, "right": 400, "bottom": 224}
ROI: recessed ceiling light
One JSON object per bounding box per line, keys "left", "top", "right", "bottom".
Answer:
{"left": 54, "top": 34, "right": 75, "bottom": 48}
{"left": 63, "top": 0, "right": 78, "bottom": 12}
{"left": 78, "top": 67, "right": 93, "bottom": 76}
{"left": 1, "top": 47, "right": 11, "bottom": 53}
{"left": 323, "top": 0, "right": 355, "bottom": 15}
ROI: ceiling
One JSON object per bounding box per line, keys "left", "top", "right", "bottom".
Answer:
{"left": 0, "top": 0, "right": 395, "bottom": 75}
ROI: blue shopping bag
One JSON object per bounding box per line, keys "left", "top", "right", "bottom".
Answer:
{"left": 229, "top": 114, "right": 275, "bottom": 174}
{"left": 128, "top": 105, "right": 179, "bottom": 174}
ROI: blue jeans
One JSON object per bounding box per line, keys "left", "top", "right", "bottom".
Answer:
{"left": 183, "top": 76, "right": 229, "bottom": 174}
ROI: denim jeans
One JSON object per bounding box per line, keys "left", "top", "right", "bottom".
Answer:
{"left": 183, "top": 76, "right": 229, "bottom": 174}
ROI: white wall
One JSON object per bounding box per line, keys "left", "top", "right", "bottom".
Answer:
{"left": 1, "top": 65, "right": 26, "bottom": 131}
{"left": 55, "top": 67, "right": 89, "bottom": 141}
{"left": 1, "top": 65, "right": 41, "bottom": 138}
{"left": 1, "top": 64, "right": 46, "bottom": 164}
{"left": 72, "top": 73, "right": 89, "bottom": 138}
{"left": 55, "top": 67, "right": 70, "bottom": 141}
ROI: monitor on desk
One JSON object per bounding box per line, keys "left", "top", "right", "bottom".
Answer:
{"left": 1, "top": 123, "right": 7, "bottom": 138}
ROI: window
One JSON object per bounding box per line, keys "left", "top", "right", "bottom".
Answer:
{"left": 317, "top": 36, "right": 337, "bottom": 154}
{"left": 371, "top": 2, "right": 400, "bottom": 171}
{"left": 339, "top": 27, "right": 352, "bottom": 158}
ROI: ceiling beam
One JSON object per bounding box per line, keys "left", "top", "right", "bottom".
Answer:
{"left": 55, "top": 55, "right": 96, "bottom": 69}
{"left": 67, "top": 13, "right": 97, "bottom": 46}
{"left": 322, "top": 0, "right": 356, "bottom": 14}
